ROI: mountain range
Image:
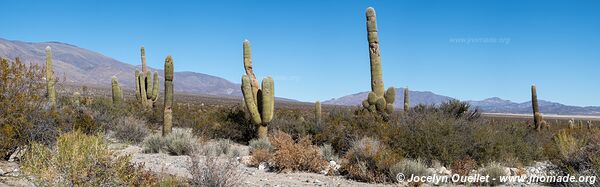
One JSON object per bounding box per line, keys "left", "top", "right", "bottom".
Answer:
{"left": 1, "top": 38, "right": 599, "bottom": 115}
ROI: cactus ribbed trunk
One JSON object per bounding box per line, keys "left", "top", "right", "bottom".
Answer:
{"left": 135, "top": 46, "right": 159, "bottom": 108}
{"left": 366, "top": 7, "right": 384, "bottom": 96}
{"left": 315, "top": 101, "right": 322, "bottom": 125}
{"left": 111, "top": 76, "right": 123, "bottom": 105}
{"left": 404, "top": 87, "right": 410, "bottom": 112}
{"left": 45, "top": 46, "right": 56, "bottom": 106}
{"left": 531, "top": 84, "right": 542, "bottom": 131}
{"left": 241, "top": 40, "right": 275, "bottom": 139}
{"left": 163, "top": 56, "right": 174, "bottom": 136}
{"left": 362, "top": 7, "right": 395, "bottom": 114}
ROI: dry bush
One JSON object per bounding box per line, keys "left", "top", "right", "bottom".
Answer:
{"left": 320, "top": 143, "right": 338, "bottom": 162}
{"left": 143, "top": 133, "right": 164, "bottom": 153}
{"left": 21, "top": 131, "right": 159, "bottom": 186}
{"left": 478, "top": 162, "right": 507, "bottom": 186}
{"left": 554, "top": 129, "right": 600, "bottom": 177}
{"left": 451, "top": 156, "right": 477, "bottom": 176}
{"left": 341, "top": 137, "right": 401, "bottom": 183}
{"left": 143, "top": 128, "right": 196, "bottom": 155}
{"left": 250, "top": 148, "right": 272, "bottom": 167}
{"left": 249, "top": 138, "right": 272, "bottom": 152}
{"left": 269, "top": 130, "right": 327, "bottom": 173}
{"left": 389, "top": 159, "right": 431, "bottom": 183}
{"left": 113, "top": 116, "right": 149, "bottom": 144}
{"left": 189, "top": 155, "right": 243, "bottom": 187}
{"left": 0, "top": 58, "right": 47, "bottom": 158}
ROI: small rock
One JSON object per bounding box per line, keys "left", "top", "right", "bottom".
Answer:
{"left": 314, "top": 179, "right": 322, "bottom": 183}
{"left": 0, "top": 168, "right": 5, "bottom": 176}
{"left": 258, "top": 162, "right": 267, "bottom": 170}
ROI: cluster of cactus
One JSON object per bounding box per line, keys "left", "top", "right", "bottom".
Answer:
{"left": 135, "top": 47, "right": 159, "bottom": 108}
{"left": 531, "top": 84, "right": 547, "bottom": 131}
{"left": 240, "top": 40, "right": 274, "bottom": 139}
{"left": 315, "top": 101, "right": 321, "bottom": 125}
{"left": 45, "top": 46, "right": 56, "bottom": 106}
{"left": 163, "top": 56, "right": 174, "bottom": 136}
{"left": 111, "top": 76, "right": 123, "bottom": 105}
{"left": 361, "top": 7, "right": 395, "bottom": 114}
{"left": 404, "top": 87, "right": 410, "bottom": 112}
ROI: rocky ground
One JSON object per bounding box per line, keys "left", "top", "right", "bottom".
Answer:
{"left": 0, "top": 140, "right": 559, "bottom": 187}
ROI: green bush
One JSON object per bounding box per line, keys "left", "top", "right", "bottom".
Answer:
{"left": 21, "top": 131, "right": 158, "bottom": 186}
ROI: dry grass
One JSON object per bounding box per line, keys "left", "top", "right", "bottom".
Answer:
{"left": 269, "top": 131, "right": 328, "bottom": 173}
{"left": 189, "top": 155, "right": 243, "bottom": 187}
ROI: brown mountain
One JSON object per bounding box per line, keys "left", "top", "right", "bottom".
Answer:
{"left": 0, "top": 38, "right": 241, "bottom": 96}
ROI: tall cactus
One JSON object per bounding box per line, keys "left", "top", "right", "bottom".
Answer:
{"left": 531, "top": 84, "right": 544, "bottom": 131}
{"left": 241, "top": 40, "right": 275, "bottom": 139}
{"left": 134, "top": 46, "right": 159, "bottom": 108}
{"left": 315, "top": 101, "right": 322, "bottom": 125}
{"left": 361, "top": 7, "right": 395, "bottom": 114}
{"left": 404, "top": 87, "right": 410, "bottom": 112}
{"left": 111, "top": 76, "right": 123, "bottom": 105}
{"left": 45, "top": 46, "right": 56, "bottom": 106}
{"left": 163, "top": 56, "right": 174, "bottom": 136}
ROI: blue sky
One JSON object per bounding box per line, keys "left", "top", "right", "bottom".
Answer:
{"left": 1, "top": 0, "right": 599, "bottom": 106}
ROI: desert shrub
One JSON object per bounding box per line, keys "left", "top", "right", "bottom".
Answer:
{"left": 389, "top": 159, "right": 431, "bottom": 183}
{"left": 269, "top": 131, "right": 328, "bottom": 173}
{"left": 143, "top": 128, "right": 197, "bottom": 155}
{"left": 191, "top": 105, "right": 255, "bottom": 143}
{"left": 479, "top": 162, "right": 507, "bottom": 186}
{"left": 189, "top": 155, "right": 243, "bottom": 187}
{"left": 553, "top": 129, "right": 583, "bottom": 159}
{"left": 73, "top": 108, "right": 102, "bottom": 134}
{"left": 21, "top": 131, "right": 158, "bottom": 186}
{"left": 451, "top": 156, "right": 477, "bottom": 176}
{"left": 320, "top": 143, "right": 338, "bottom": 162}
{"left": 249, "top": 138, "right": 272, "bottom": 152}
{"left": 553, "top": 129, "right": 600, "bottom": 177}
{"left": 201, "top": 139, "right": 241, "bottom": 157}
{"left": 250, "top": 148, "right": 272, "bottom": 167}
{"left": 113, "top": 116, "right": 149, "bottom": 144}
{"left": 270, "top": 108, "right": 317, "bottom": 139}
{"left": 164, "top": 128, "right": 197, "bottom": 155}
{"left": 341, "top": 137, "right": 401, "bottom": 183}
{"left": 438, "top": 100, "right": 481, "bottom": 120}
{"left": 143, "top": 133, "right": 164, "bottom": 153}
{"left": 0, "top": 58, "right": 47, "bottom": 158}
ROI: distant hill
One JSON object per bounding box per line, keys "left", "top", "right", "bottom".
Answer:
{"left": 324, "top": 89, "right": 600, "bottom": 116}
{"left": 0, "top": 38, "right": 241, "bottom": 96}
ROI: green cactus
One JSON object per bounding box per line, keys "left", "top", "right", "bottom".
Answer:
{"left": 45, "top": 46, "right": 56, "bottom": 106}
{"left": 241, "top": 40, "right": 275, "bottom": 139}
{"left": 404, "top": 87, "right": 410, "bottom": 112}
{"left": 531, "top": 84, "right": 544, "bottom": 131}
{"left": 111, "top": 76, "right": 123, "bottom": 105}
{"left": 362, "top": 7, "right": 395, "bottom": 114}
{"left": 134, "top": 46, "right": 159, "bottom": 108}
{"left": 315, "top": 101, "right": 321, "bottom": 125}
{"left": 163, "top": 56, "right": 174, "bottom": 136}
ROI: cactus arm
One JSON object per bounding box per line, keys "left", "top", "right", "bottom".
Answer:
{"left": 141, "top": 46, "right": 147, "bottom": 74}
{"left": 384, "top": 87, "right": 395, "bottom": 104}
{"left": 145, "top": 71, "right": 153, "bottom": 99}
{"left": 243, "top": 40, "right": 260, "bottom": 100}
{"left": 260, "top": 76, "right": 274, "bottom": 123}
{"left": 163, "top": 56, "right": 174, "bottom": 136}
{"left": 152, "top": 71, "right": 159, "bottom": 101}
{"left": 138, "top": 73, "right": 148, "bottom": 106}
{"left": 242, "top": 75, "right": 262, "bottom": 124}
{"left": 135, "top": 70, "right": 141, "bottom": 100}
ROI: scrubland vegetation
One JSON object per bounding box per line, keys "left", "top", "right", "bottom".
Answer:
{"left": 1, "top": 6, "right": 599, "bottom": 187}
